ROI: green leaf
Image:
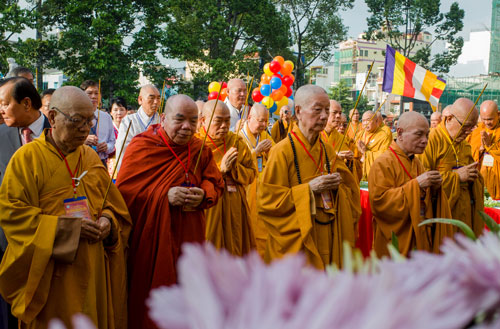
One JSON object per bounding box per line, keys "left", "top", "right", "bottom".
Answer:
{"left": 391, "top": 231, "right": 399, "bottom": 253}
{"left": 478, "top": 211, "right": 500, "bottom": 233}
{"left": 419, "top": 218, "right": 477, "bottom": 240}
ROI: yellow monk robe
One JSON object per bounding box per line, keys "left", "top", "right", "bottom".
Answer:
{"left": 359, "top": 126, "right": 392, "bottom": 180}
{"left": 271, "top": 119, "right": 291, "bottom": 143}
{"left": 419, "top": 122, "right": 485, "bottom": 238}
{"left": 199, "top": 130, "right": 257, "bottom": 256}
{"left": 346, "top": 121, "right": 360, "bottom": 140}
{"left": 467, "top": 122, "right": 500, "bottom": 199}
{"left": 323, "top": 130, "right": 362, "bottom": 184}
{"left": 369, "top": 142, "right": 452, "bottom": 257}
{"left": 239, "top": 123, "right": 275, "bottom": 257}
{"left": 258, "top": 126, "right": 361, "bottom": 269}
{"left": 0, "top": 131, "right": 131, "bottom": 329}
{"left": 381, "top": 123, "right": 393, "bottom": 141}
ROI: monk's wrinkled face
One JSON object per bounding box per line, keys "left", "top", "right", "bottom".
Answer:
{"left": 430, "top": 114, "right": 441, "bottom": 128}
{"left": 164, "top": 103, "right": 198, "bottom": 145}
{"left": 139, "top": 87, "right": 161, "bottom": 117}
{"left": 337, "top": 116, "right": 347, "bottom": 134}
{"left": 50, "top": 102, "right": 95, "bottom": 151}
{"left": 350, "top": 109, "right": 360, "bottom": 122}
{"left": 280, "top": 106, "right": 292, "bottom": 122}
{"left": 444, "top": 110, "right": 477, "bottom": 143}
{"left": 480, "top": 107, "right": 499, "bottom": 130}
{"left": 362, "top": 113, "right": 377, "bottom": 133}
{"left": 204, "top": 107, "right": 230, "bottom": 140}
{"left": 296, "top": 93, "right": 330, "bottom": 134}
{"left": 227, "top": 80, "right": 246, "bottom": 109}
{"left": 398, "top": 122, "right": 429, "bottom": 155}
{"left": 248, "top": 111, "right": 269, "bottom": 135}
{"left": 84, "top": 86, "right": 100, "bottom": 111}
{"left": 0, "top": 82, "right": 32, "bottom": 127}
{"left": 327, "top": 102, "right": 342, "bottom": 131}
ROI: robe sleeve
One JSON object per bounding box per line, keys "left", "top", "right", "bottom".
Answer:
{"left": 229, "top": 136, "right": 257, "bottom": 186}
{"left": 198, "top": 147, "right": 225, "bottom": 209}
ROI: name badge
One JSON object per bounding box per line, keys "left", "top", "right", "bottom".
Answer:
{"left": 321, "top": 191, "right": 334, "bottom": 210}
{"left": 483, "top": 153, "right": 494, "bottom": 167}
{"left": 63, "top": 196, "right": 91, "bottom": 220}
{"left": 257, "top": 156, "right": 263, "bottom": 173}
{"left": 225, "top": 176, "right": 237, "bottom": 193}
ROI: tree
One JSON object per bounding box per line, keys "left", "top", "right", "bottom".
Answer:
{"left": 278, "top": 0, "right": 354, "bottom": 88}
{"left": 328, "top": 80, "right": 353, "bottom": 112}
{"left": 364, "top": 0, "right": 464, "bottom": 74}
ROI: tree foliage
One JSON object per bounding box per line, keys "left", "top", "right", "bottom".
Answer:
{"left": 328, "top": 80, "right": 353, "bottom": 112}
{"left": 278, "top": 0, "right": 353, "bottom": 88}
{"left": 364, "top": 0, "right": 464, "bottom": 74}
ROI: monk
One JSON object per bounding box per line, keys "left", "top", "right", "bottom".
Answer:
{"left": 377, "top": 112, "right": 393, "bottom": 140}
{"left": 336, "top": 113, "right": 348, "bottom": 135}
{"left": 467, "top": 100, "right": 500, "bottom": 199}
{"left": 358, "top": 110, "right": 392, "bottom": 180}
{"left": 239, "top": 103, "right": 274, "bottom": 256}
{"left": 0, "top": 86, "right": 131, "bottom": 329}
{"left": 199, "top": 100, "right": 257, "bottom": 255}
{"left": 337, "top": 112, "right": 363, "bottom": 182}
{"left": 430, "top": 111, "right": 442, "bottom": 128}
{"left": 258, "top": 85, "right": 361, "bottom": 269}
{"left": 369, "top": 112, "right": 452, "bottom": 257}
{"left": 116, "top": 94, "right": 224, "bottom": 329}
{"left": 419, "top": 98, "right": 484, "bottom": 238}
{"left": 346, "top": 108, "right": 360, "bottom": 140}
{"left": 271, "top": 102, "right": 293, "bottom": 143}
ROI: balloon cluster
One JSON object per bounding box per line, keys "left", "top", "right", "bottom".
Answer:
{"left": 252, "top": 56, "right": 295, "bottom": 114}
{"left": 207, "top": 81, "right": 228, "bottom": 101}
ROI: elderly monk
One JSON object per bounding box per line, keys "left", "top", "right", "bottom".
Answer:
{"left": 419, "top": 98, "right": 484, "bottom": 238}
{"left": 335, "top": 112, "right": 363, "bottom": 182}
{"left": 430, "top": 111, "right": 442, "bottom": 128}
{"left": 377, "top": 112, "right": 393, "bottom": 140}
{"left": 225, "top": 79, "right": 248, "bottom": 131}
{"left": 0, "top": 86, "right": 131, "bottom": 329}
{"left": 116, "top": 95, "right": 224, "bottom": 329}
{"left": 199, "top": 100, "right": 257, "bottom": 255}
{"left": 337, "top": 113, "right": 348, "bottom": 135}
{"left": 195, "top": 100, "right": 204, "bottom": 130}
{"left": 239, "top": 103, "right": 274, "bottom": 256}
{"left": 271, "top": 102, "right": 293, "bottom": 143}
{"left": 358, "top": 110, "right": 392, "bottom": 180}
{"left": 369, "top": 112, "right": 452, "bottom": 257}
{"left": 346, "top": 108, "right": 360, "bottom": 140}
{"left": 467, "top": 100, "right": 500, "bottom": 199}
{"left": 258, "top": 85, "right": 361, "bottom": 269}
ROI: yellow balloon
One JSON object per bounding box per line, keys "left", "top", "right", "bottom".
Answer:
{"left": 284, "top": 60, "right": 294, "bottom": 70}
{"left": 263, "top": 63, "right": 273, "bottom": 76}
{"left": 208, "top": 81, "right": 221, "bottom": 93}
{"left": 277, "top": 96, "right": 289, "bottom": 109}
{"left": 261, "top": 96, "right": 274, "bottom": 109}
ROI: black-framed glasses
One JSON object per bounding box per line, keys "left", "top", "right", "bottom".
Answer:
{"left": 451, "top": 113, "right": 474, "bottom": 130}
{"left": 52, "top": 106, "right": 96, "bottom": 128}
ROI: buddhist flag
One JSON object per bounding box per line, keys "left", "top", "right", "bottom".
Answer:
{"left": 382, "top": 45, "right": 446, "bottom": 111}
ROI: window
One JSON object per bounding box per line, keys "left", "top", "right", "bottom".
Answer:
{"left": 365, "top": 50, "right": 369, "bottom": 56}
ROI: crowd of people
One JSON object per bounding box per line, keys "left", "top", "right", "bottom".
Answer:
{"left": 0, "top": 67, "right": 494, "bottom": 328}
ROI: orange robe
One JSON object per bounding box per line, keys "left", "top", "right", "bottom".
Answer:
{"left": 323, "top": 130, "right": 362, "bottom": 183}
{"left": 198, "top": 130, "right": 257, "bottom": 256}
{"left": 271, "top": 119, "right": 291, "bottom": 143}
{"left": 381, "top": 123, "right": 393, "bottom": 141}
{"left": 258, "top": 126, "right": 361, "bottom": 269}
{"left": 346, "top": 121, "right": 360, "bottom": 140}
{"left": 368, "top": 142, "right": 452, "bottom": 257}
{"left": 116, "top": 124, "right": 224, "bottom": 329}
{"left": 0, "top": 130, "right": 131, "bottom": 329}
{"left": 239, "top": 123, "right": 274, "bottom": 257}
{"left": 419, "top": 122, "right": 484, "bottom": 239}
{"left": 359, "top": 127, "right": 392, "bottom": 180}
{"left": 467, "top": 122, "right": 500, "bottom": 199}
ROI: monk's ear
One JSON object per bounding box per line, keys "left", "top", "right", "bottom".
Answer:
{"left": 396, "top": 127, "right": 404, "bottom": 140}
{"left": 137, "top": 95, "right": 143, "bottom": 106}
{"left": 295, "top": 105, "right": 301, "bottom": 117}
{"left": 47, "top": 108, "right": 57, "bottom": 127}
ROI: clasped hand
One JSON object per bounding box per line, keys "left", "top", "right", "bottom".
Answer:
{"left": 416, "top": 170, "right": 442, "bottom": 189}
{"left": 80, "top": 216, "right": 111, "bottom": 243}
{"left": 168, "top": 186, "right": 205, "bottom": 207}
{"left": 308, "top": 173, "right": 342, "bottom": 192}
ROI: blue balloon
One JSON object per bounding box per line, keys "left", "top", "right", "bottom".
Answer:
{"left": 270, "top": 77, "right": 282, "bottom": 90}
{"left": 269, "top": 102, "right": 277, "bottom": 114}
{"left": 260, "top": 84, "right": 271, "bottom": 97}
{"left": 289, "top": 94, "right": 294, "bottom": 100}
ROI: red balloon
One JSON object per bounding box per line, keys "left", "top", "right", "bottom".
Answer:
{"left": 252, "top": 88, "right": 264, "bottom": 102}
{"left": 282, "top": 75, "right": 293, "bottom": 87}
{"left": 274, "top": 56, "right": 285, "bottom": 66}
{"left": 221, "top": 81, "right": 228, "bottom": 89}
{"left": 285, "top": 74, "right": 295, "bottom": 84}
{"left": 285, "top": 86, "right": 293, "bottom": 98}
{"left": 269, "top": 60, "right": 281, "bottom": 73}
{"left": 208, "top": 91, "right": 219, "bottom": 100}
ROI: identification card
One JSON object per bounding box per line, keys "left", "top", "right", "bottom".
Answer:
{"left": 257, "top": 156, "right": 263, "bottom": 173}
{"left": 225, "top": 176, "right": 237, "bottom": 193}
{"left": 63, "top": 196, "right": 91, "bottom": 220}
{"left": 321, "top": 191, "right": 334, "bottom": 210}
{"left": 483, "top": 153, "right": 494, "bottom": 167}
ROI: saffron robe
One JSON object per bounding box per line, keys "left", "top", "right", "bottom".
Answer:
{"left": 346, "top": 121, "right": 361, "bottom": 141}
{"left": 419, "top": 122, "right": 485, "bottom": 238}
{"left": 467, "top": 122, "right": 500, "bottom": 199}
{"left": 359, "top": 126, "right": 392, "bottom": 180}
{"left": 116, "top": 124, "right": 224, "bottom": 329}
{"left": 0, "top": 130, "right": 131, "bottom": 329}
{"left": 368, "top": 142, "right": 452, "bottom": 257}
{"left": 258, "top": 126, "right": 361, "bottom": 269}
{"left": 381, "top": 124, "right": 393, "bottom": 141}
{"left": 271, "top": 120, "right": 291, "bottom": 143}
{"left": 197, "top": 130, "right": 257, "bottom": 256}
{"left": 239, "top": 123, "right": 275, "bottom": 257}
{"left": 323, "top": 129, "right": 362, "bottom": 184}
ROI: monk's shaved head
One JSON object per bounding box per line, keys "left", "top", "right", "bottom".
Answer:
{"left": 396, "top": 111, "right": 429, "bottom": 155}
{"left": 480, "top": 100, "right": 499, "bottom": 130}
{"left": 444, "top": 97, "right": 479, "bottom": 142}
{"left": 294, "top": 84, "right": 330, "bottom": 138}
{"left": 397, "top": 111, "right": 429, "bottom": 130}
{"left": 362, "top": 110, "right": 379, "bottom": 133}
{"left": 450, "top": 98, "right": 479, "bottom": 121}
{"left": 202, "top": 100, "right": 231, "bottom": 140}
{"left": 202, "top": 99, "right": 230, "bottom": 118}
{"left": 51, "top": 86, "right": 94, "bottom": 114}
{"left": 162, "top": 94, "right": 198, "bottom": 145}
{"left": 249, "top": 103, "right": 268, "bottom": 116}
{"left": 139, "top": 84, "right": 159, "bottom": 97}
{"left": 139, "top": 84, "right": 161, "bottom": 116}
{"left": 248, "top": 103, "right": 269, "bottom": 135}
{"left": 227, "top": 79, "right": 246, "bottom": 110}
{"left": 362, "top": 110, "right": 374, "bottom": 120}
{"left": 165, "top": 94, "right": 197, "bottom": 115}
{"left": 329, "top": 99, "right": 341, "bottom": 112}
{"left": 295, "top": 85, "right": 328, "bottom": 109}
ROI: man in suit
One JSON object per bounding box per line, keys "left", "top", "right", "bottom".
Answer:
{"left": 0, "top": 76, "right": 48, "bottom": 329}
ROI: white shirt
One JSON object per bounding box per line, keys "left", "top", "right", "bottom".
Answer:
{"left": 115, "top": 106, "right": 160, "bottom": 172}
{"left": 18, "top": 112, "right": 45, "bottom": 145}
{"left": 225, "top": 99, "right": 248, "bottom": 132}
{"left": 90, "top": 109, "right": 116, "bottom": 160}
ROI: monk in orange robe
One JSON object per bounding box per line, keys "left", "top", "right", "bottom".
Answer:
{"left": 377, "top": 112, "right": 394, "bottom": 141}
{"left": 199, "top": 100, "right": 257, "bottom": 256}
{"left": 0, "top": 87, "right": 131, "bottom": 329}
{"left": 271, "top": 102, "right": 293, "bottom": 143}
{"left": 239, "top": 103, "right": 274, "bottom": 257}
{"left": 358, "top": 110, "right": 392, "bottom": 180}
{"left": 116, "top": 95, "right": 224, "bottom": 329}
{"left": 346, "top": 108, "right": 360, "bottom": 140}
{"left": 369, "top": 112, "right": 452, "bottom": 257}
{"left": 419, "top": 98, "right": 484, "bottom": 238}
{"left": 467, "top": 100, "right": 500, "bottom": 199}
{"left": 258, "top": 85, "right": 361, "bottom": 269}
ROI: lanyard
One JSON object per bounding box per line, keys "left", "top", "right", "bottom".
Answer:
{"left": 291, "top": 131, "right": 324, "bottom": 174}
{"left": 139, "top": 112, "right": 157, "bottom": 131}
{"left": 203, "top": 127, "right": 227, "bottom": 155}
{"left": 389, "top": 147, "right": 415, "bottom": 180}
{"left": 439, "top": 125, "right": 459, "bottom": 167}
{"left": 50, "top": 130, "right": 82, "bottom": 199}
{"left": 159, "top": 129, "right": 191, "bottom": 183}
{"left": 242, "top": 128, "right": 260, "bottom": 149}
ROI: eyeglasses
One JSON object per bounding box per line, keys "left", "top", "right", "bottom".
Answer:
{"left": 283, "top": 110, "right": 290, "bottom": 114}
{"left": 52, "top": 106, "right": 96, "bottom": 128}
{"left": 451, "top": 113, "right": 475, "bottom": 131}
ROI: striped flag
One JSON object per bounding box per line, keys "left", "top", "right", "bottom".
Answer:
{"left": 382, "top": 45, "right": 446, "bottom": 111}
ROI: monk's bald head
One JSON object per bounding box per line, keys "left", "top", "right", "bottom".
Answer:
{"left": 247, "top": 103, "right": 269, "bottom": 135}
{"left": 50, "top": 86, "right": 94, "bottom": 116}
{"left": 480, "top": 100, "right": 499, "bottom": 130}
{"left": 139, "top": 84, "right": 161, "bottom": 116}
{"left": 337, "top": 113, "right": 348, "bottom": 134}
{"left": 227, "top": 78, "right": 246, "bottom": 109}
{"left": 163, "top": 94, "right": 198, "bottom": 145}
{"left": 295, "top": 85, "right": 328, "bottom": 109}
{"left": 430, "top": 111, "right": 442, "bottom": 128}
{"left": 444, "top": 98, "right": 479, "bottom": 142}
{"left": 361, "top": 110, "right": 378, "bottom": 133}
{"left": 396, "top": 111, "right": 429, "bottom": 155}
{"left": 202, "top": 100, "right": 231, "bottom": 140}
